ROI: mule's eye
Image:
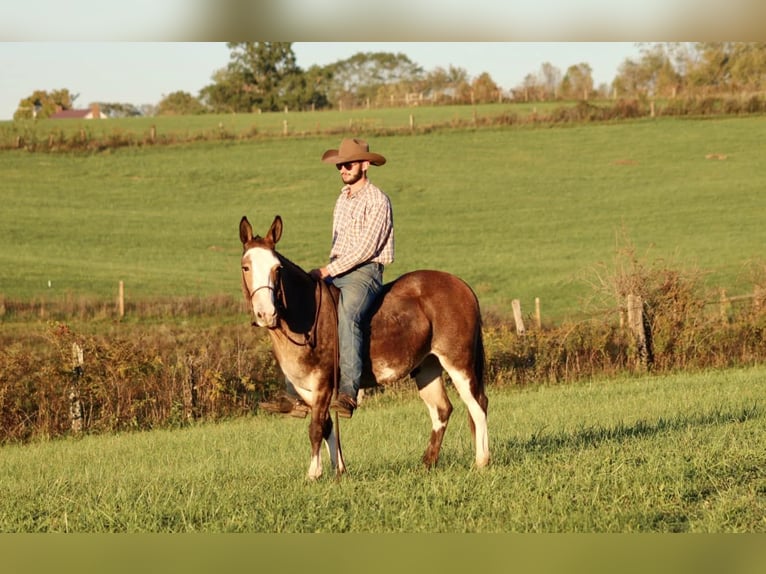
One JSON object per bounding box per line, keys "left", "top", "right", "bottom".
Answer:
{"left": 242, "top": 266, "right": 250, "bottom": 272}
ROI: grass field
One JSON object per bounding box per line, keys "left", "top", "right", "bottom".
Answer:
{"left": 2, "top": 110, "right": 765, "bottom": 539}
{"left": 2, "top": 113, "right": 765, "bottom": 322}
{"left": 1, "top": 366, "right": 763, "bottom": 532}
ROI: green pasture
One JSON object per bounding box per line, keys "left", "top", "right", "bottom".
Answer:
{"left": 1, "top": 366, "right": 763, "bottom": 532}
{"left": 1, "top": 114, "right": 765, "bottom": 321}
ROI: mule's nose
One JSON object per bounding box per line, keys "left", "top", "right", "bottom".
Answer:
{"left": 253, "top": 310, "right": 277, "bottom": 328}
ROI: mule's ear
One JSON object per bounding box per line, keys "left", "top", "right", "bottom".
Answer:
{"left": 267, "top": 215, "right": 283, "bottom": 246}
{"left": 239, "top": 216, "right": 254, "bottom": 245}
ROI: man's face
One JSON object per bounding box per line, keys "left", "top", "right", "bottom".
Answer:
{"left": 336, "top": 160, "right": 367, "bottom": 186}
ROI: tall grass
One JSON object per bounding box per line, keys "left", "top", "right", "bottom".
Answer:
{"left": 0, "top": 366, "right": 762, "bottom": 532}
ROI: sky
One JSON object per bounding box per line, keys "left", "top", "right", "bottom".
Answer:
{"left": 0, "top": 42, "right": 644, "bottom": 120}
{"left": 0, "top": 0, "right": 762, "bottom": 120}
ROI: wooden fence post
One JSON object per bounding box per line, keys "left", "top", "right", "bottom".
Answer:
{"left": 627, "top": 294, "right": 653, "bottom": 370}
{"left": 70, "top": 343, "right": 84, "bottom": 434}
{"left": 183, "top": 355, "right": 199, "bottom": 421}
{"left": 512, "top": 299, "right": 526, "bottom": 335}
{"left": 534, "top": 297, "right": 541, "bottom": 330}
{"left": 409, "top": 114, "right": 415, "bottom": 131}
{"left": 755, "top": 286, "right": 765, "bottom": 311}
{"left": 118, "top": 280, "right": 125, "bottom": 319}
{"left": 720, "top": 288, "right": 730, "bottom": 325}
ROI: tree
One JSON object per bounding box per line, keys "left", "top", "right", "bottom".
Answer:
{"left": 14, "top": 88, "right": 78, "bottom": 120}
{"left": 560, "top": 63, "right": 595, "bottom": 100}
{"left": 324, "top": 52, "right": 424, "bottom": 108}
{"left": 686, "top": 42, "right": 766, "bottom": 93}
{"left": 538, "top": 62, "right": 562, "bottom": 99}
{"left": 422, "top": 65, "right": 470, "bottom": 103}
{"left": 727, "top": 42, "right": 766, "bottom": 91}
{"left": 300, "top": 64, "right": 333, "bottom": 110}
{"left": 224, "top": 42, "right": 305, "bottom": 112}
{"left": 199, "top": 67, "right": 251, "bottom": 113}
{"left": 471, "top": 72, "right": 501, "bottom": 103}
{"left": 156, "top": 91, "right": 205, "bottom": 116}
{"left": 512, "top": 63, "right": 562, "bottom": 102}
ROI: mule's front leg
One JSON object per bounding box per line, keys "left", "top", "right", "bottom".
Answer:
{"left": 307, "top": 412, "right": 325, "bottom": 480}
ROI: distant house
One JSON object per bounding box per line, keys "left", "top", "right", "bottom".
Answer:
{"left": 50, "top": 103, "right": 107, "bottom": 119}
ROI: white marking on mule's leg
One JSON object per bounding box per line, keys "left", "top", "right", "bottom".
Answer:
{"left": 439, "top": 362, "right": 490, "bottom": 468}
{"left": 307, "top": 453, "right": 323, "bottom": 480}
{"left": 415, "top": 360, "right": 453, "bottom": 467}
{"left": 419, "top": 382, "right": 449, "bottom": 434}
{"left": 324, "top": 429, "right": 346, "bottom": 475}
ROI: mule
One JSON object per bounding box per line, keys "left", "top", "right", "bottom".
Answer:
{"left": 240, "top": 215, "right": 489, "bottom": 479}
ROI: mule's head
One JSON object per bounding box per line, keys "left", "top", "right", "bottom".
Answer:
{"left": 239, "top": 215, "right": 283, "bottom": 328}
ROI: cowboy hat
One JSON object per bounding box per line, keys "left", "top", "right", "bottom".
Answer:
{"left": 321, "top": 138, "right": 386, "bottom": 166}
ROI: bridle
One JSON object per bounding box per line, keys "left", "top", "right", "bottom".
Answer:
{"left": 243, "top": 263, "right": 323, "bottom": 348}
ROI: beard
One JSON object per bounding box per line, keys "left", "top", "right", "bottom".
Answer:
{"left": 341, "top": 168, "right": 365, "bottom": 186}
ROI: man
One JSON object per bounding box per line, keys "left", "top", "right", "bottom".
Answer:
{"left": 259, "top": 138, "right": 394, "bottom": 418}
{"left": 310, "top": 137, "right": 394, "bottom": 417}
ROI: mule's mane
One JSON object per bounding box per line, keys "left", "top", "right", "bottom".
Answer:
{"left": 275, "top": 250, "right": 312, "bottom": 282}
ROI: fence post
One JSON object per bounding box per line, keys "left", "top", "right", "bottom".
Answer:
{"left": 409, "top": 114, "right": 415, "bottom": 131}
{"left": 755, "top": 286, "right": 765, "bottom": 311}
{"left": 512, "top": 299, "right": 526, "bottom": 335}
{"left": 534, "top": 297, "right": 541, "bottom": 330}
{"left": 282, "top": 120, "right": 288, "bottom": 136}
{"left": 183, "top": 355, "right": 198, "bottom": 421}
{"left": 720, "top": 288, "right": 730, "bottom": 325}
{"left": 118, "top": 280, "right": 125, "bottom": 319}
{"left": 70, "top": 343, "right": 84, "bottom": 434}
{"left": 627, "top": 294, "right": 653, "bottom": 370}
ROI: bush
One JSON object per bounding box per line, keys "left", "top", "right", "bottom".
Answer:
{"left": 3, "top": 255, "right": 766, "bottom": 443}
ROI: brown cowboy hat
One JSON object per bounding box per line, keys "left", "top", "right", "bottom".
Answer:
{"left": 321, "top": 137, "right": 386, "bottom": 166}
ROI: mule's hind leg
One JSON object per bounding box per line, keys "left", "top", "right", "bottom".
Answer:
{"left": 414, "top": 355, "right": 453, "bottom": 468}
{"left": 438, "top": 357, "right": 490, "bottom": 469}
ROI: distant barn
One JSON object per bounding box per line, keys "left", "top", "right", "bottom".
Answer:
{"left": 50, "top": 104, "right": 107, "bottom": 119}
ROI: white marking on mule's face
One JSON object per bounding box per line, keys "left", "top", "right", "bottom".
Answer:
{"left": 241, "top": 247, "right": 281, "bottom": 328}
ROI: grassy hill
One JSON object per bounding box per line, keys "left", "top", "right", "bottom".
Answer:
{"left": 2, "top": 112, "right": 764, "bottom": 322}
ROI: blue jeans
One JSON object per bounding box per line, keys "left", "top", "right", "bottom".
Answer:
{"left": 331, "top": 263, "right": 383, "bottom": 399}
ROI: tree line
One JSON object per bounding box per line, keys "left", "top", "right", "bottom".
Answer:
{"left": 13, "top": 42, "right": 766, "bottom": 120}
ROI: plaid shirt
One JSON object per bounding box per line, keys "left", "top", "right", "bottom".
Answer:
{"left": 326, "top": 179, "right": 394, "bottom": 277}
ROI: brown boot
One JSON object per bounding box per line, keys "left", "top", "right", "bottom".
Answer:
{"left": 259, "top": 392, "right": 310, "bottom": 418}
{"left": 330, "top": 393, "right": 357, "bottom": 418}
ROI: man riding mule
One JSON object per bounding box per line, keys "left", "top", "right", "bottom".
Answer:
{"left": 240, "top": 138, "right": 489, "bottom": 479}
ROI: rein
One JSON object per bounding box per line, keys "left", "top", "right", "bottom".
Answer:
{"left": 274, "top": 271, "right": 341, "bottom": 399}
{"left": 272, "top": 270, "right": 323, "bottom": 349}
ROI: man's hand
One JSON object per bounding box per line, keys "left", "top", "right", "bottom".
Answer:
{"left": 309, "top": 267, "right": 331, "bottom": 282}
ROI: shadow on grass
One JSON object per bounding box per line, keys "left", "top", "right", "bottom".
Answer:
{"left": 494, "top": 402, "right": 761, "bottom": 465}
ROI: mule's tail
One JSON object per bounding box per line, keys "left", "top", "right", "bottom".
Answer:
{"left": 472, "top": 325, "right": 488, "bottom": 414}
